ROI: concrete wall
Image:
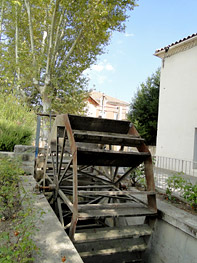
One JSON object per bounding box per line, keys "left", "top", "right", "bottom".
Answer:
{"left": 156, "top": 44, "right": 197, "bottom": 161}
{"left": 144, "top": 218, "right": 197, "bottom": 263}
{"left": 20, "top": 176, "right": 84, "bottom": 263}
{"left": 141, "top": 194, "right": 197, "bottom": 263}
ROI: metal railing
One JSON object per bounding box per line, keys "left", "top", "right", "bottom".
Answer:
{"left": 154, "top": 156, "right": 197, "bottom": 177}
{"left": 153, "top": 156, "right": 197, "bottom": 191}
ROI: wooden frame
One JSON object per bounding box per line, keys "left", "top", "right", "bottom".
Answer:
{"left": 41, "top": 114, "right": 157, "bottom": 240}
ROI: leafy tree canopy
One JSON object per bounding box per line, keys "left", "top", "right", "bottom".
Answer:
{"left": 128, "top": 69, "right": 160, "bottom": 145}
{"left": 0, "top": 0, "right": 138, "bottom": 114}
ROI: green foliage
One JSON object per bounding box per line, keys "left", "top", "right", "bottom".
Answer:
{"left": 0, "top": 157, "right": 24, "bottom": 218}
{"left": 166, "top": 174, "right": 197, "bottom": 209}
{"left": 0, "top": 120, "right": 33, "bottom": 151}
{"left": 0, "top": 157, "right": 38, "bottom": 262}
{"left": 0, "top": 93, "right": 36, "bottom": 151}
{"left": 128, "top": 69, "right": 160, "bottom": 145}
{"left": 130, "top": 164, "right": 146, "bottom": 189}
{"left": 0, "top": 0, "right": 138, "bottom": 113}
{"left": 0, "top": 94, "right": 35, "bottom": 128}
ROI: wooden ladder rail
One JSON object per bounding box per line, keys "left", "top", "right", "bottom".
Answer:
{"left": 63, "top": 114, "right": 78, "bottom": 240}
{"left": 128, "top": 125, "right": 157, "bottom": 211}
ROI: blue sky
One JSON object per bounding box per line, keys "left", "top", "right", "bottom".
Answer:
{"left": 85, "top": 0, "right": 197, "bottom": 103}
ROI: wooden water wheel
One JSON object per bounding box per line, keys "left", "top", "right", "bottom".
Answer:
{"left": 38, "top": 114, "right": 157, "bottom": 262}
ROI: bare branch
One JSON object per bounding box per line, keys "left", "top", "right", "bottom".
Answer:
{"left": 51, "top": 8, "right": 65, "bottom": 67}
{"left": 45, "top": 0, "right": 60, "bottom": 84}
{"left": 24, "top": 0, "right": 36, "bottom": 67}
{"left": 0, "top": 0, "right": 5, "bottom": 40}
{"left": 60, "top": 27, "right": 83, "bottom": 66}
{"left": 15, "top": 4, "right": 19, "bottom": 81}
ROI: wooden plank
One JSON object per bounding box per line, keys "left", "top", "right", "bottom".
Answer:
{"left": 78, "top": 202, "right": 147, "bottom": 211}
{"left": 68, "top": 114, "right": 131, "bottom": 134}
{"left": 77, "top": 148, "right": 150, "bottom": 166}
{"left": 61, "top": 185, "right": 114, "bottom": 189}
{"left": 73, "top": 130, "right": 144, "bottom": 147}
{"left": 78, "top": 207, "right": 157, "bottom": 219}
{"left": 77, "top": 190, "right": 156, "bottom": 196}
{"left": 74, "top": 224, "right": 152, "bottom": 243}
{"left": 79, "top": 243, "right": 147, "bottom": 257}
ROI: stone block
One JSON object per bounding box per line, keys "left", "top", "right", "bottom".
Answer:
{"left": 14, "top": 145, "right": 35, "bottom": 154}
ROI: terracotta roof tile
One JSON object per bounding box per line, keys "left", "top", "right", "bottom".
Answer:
{"left": 155, "top": 33, "right": 197, "bottom": 53}
{"left": 90, "top": 91, "right": 129, "bottom": 106}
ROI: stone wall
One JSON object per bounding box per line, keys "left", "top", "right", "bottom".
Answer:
{"left": 0, "top": 145, "right": 35, "bottom": 176}
{"left": 14, "top": 145, "right": 35, "bottom": 175}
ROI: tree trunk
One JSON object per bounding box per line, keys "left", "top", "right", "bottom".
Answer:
{"left": 42, "top": 90, "right": 52, "bottom": 145}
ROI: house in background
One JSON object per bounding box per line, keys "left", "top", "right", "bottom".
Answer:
{"left": 155, "top": 33, "right": 197, "bottom": 171}
{"left": 86, "top": 91, "right": 129, "bottom": 120}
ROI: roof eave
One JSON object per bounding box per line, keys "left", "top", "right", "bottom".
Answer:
{"left": 154, "top": 35, "right": 197, "bottom": 59}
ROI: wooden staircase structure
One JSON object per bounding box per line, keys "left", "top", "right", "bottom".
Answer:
{"left": 37, "top": 114, "right": 157, "bottom": 263}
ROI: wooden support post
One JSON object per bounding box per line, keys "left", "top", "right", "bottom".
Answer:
{"left": 63, "top": 114, "right": 78, "bottom": 240}
{"left": 69, "top": 150, "right": 78, "bottom": 240}
{"left": 128, "top": 125, "right": 157, "bottom": 211}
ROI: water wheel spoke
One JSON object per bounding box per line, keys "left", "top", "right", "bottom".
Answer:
{"left": 115, "top": 166, "right": 135, "bottom": 185}
{"left": 51, "top": 152, "right": 56, "bottom": 179}
{"left": 78, "top": 170, "right": 113, "bottom": 185}
{"left": 56, "top": 133, "right": 59, "bottom": 177}
{"left": 57, "top": 197, "right": 64, "bottom": 227}
{"left": 59, "top": 158, "right": 73, "bottom": 185}
{"left": 58, "top": 189, "right": 73, "bottom": 212}
{"left": 57, "top": 128, "right": 66, "bottom": 178}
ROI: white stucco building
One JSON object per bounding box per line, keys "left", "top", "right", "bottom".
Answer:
{"left": 155, "top": 33, "right": 197, "bottom": 169}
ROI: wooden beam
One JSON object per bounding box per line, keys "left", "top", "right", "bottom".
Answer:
{"left": 78, "top": 202, "right": 151, "bottom": 211}
{"left": 78, "top": 207, "right": 157, "bottom": 219}
{"left": 77, "top": 190, "right": 155, "bottom": 196}
{"left": 58, "top": 189, "right": 73, "bottom": 212}
{"left": 74, "top": 224, "right": 152, "bottom": 243}
{"left": 73, "top": 129, "right": 144, "bottom": 147}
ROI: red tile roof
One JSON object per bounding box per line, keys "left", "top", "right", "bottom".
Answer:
{"left": 155, "top": 33, "right": 197, "bottom": 53}
{"left": 90, "top": 91, "right": 129, "bottom": 106}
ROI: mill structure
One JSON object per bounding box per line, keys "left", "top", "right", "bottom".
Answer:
{"left": 35, "top": 114, "right": 157, "bottom": 263}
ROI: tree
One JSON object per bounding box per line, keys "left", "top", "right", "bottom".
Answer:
{"left": 128, "top": 69, "right": 160, "bottom": 145}
{"left": 0, "top": 0, "right": 138, "bottom": 114}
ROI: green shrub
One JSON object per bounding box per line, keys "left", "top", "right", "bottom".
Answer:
{"left": 0, "top": 120, "right": 33, "bottom": 151}
{"left": 0, "top": 157, "right": 24, "bottom": 218}
{"left": 0, "top": 94, "right": 36, "bottom": 128}
{"left": 0, "top": 157, "right": 38, "bottom": 262}
{"left": 166, "top": 174, "right": 197, "bottom": 209}
{"left": 0, "top": 93, "right": 36, "bottom": 151}
{"left": 130, "top": 164, "right": 146, "bottom": 189}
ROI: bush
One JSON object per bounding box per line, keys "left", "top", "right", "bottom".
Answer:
{"left": 0, "top": 94, "right": 36, "bottom": 151}
{"left": 0, "top": 157, "right": 24, "bottom": 218}
{"left": 0, "top": 157, "right": 38, "bottom": 262}
{"left": 166, "top": 174, "right": 197, "bottom": 209}
{"left": 130, "top": 164, "right": 146, "bottom": 189}
{"left": 0, "top": 120, "right": 33, "bottom": 151}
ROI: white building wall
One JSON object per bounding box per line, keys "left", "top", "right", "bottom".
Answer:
{"left": 156, "top": 45, "right": 197, "bottom": 161}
